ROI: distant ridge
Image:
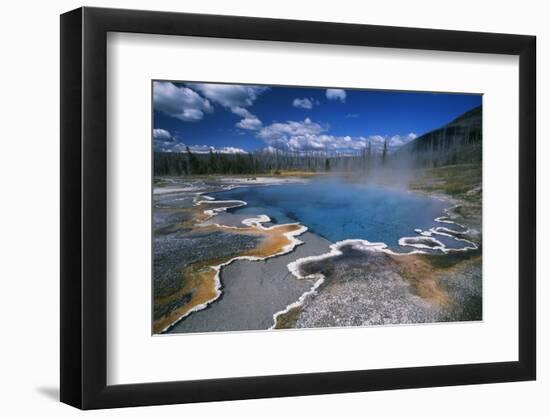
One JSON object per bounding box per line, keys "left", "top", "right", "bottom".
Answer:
{"left": 399, "top": 105, "right": 482, "bottom": 155}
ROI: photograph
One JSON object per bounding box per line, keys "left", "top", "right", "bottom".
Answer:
{"left": 152, "top": 81, "right": 483, "bottom": 335}
{"left": 1, "top": 0, "right": 543, "bottom": 413}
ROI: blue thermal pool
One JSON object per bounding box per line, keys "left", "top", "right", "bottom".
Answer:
{"left": 209, "top": 179, "right": 455, "bottom": 248}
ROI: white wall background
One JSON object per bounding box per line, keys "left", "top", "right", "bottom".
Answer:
{"left": 0, "top": 0, "right": 546, "bottom": 415}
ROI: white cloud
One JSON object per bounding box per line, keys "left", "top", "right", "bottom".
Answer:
{"left": 153, "top": 128, "right": 179, "bottom": 151}
{"left": 387, "top": 133, "right": 418, "bottom": 147}
{"left": 292, "top": 98, "right": 314, "bottom": 109}
{"left": 154, "top": 141, "right": 187, "bottom": 153}
{"left": 216, "top": 146, "right": 248, "bottom": 154}
{"left": 153, "top": 128, "right": 247, "bottom": 154}
{"left": 326, "top": 89, "right": 346, "bottom": 102}
{"left": 187, "top": 83, "right": 267, "bottom": 130}
{"left": 186, "top": 144, "right": 248, "bottom": 154}
{"left": 257, "top": 118, "right": 416, "bottom": 153}
{"left": 258, "top": 118, "right": 367, "bottom": 153}
{"left": 257, "top": 118, "right": 326, "bottom": 151}
{"left": 231, "top": 106, "right": 252, "bottom": 118}
{"left": 153, "top": 128, "right": 173, "bottom": 141}
{"left": 153, "top": 81, "right": 213, "bottom": 121}
{"left": 345, "top": 113, "right": 359, "bottom": 118}
{"left": 154, "top": 139, "right": 247, "bottom": 154}
{"left": 187, "top": 83, "right": 268, "bottom": 109}
{"left": 236, "top": 116, "right": 263, "bottom": 130}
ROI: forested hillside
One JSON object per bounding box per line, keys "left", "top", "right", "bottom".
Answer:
{"left": 398, "top": 105, "right": 482, "bottom": 167}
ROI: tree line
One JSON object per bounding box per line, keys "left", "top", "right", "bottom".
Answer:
{"left": 154, "top": 122, "right": 480, "bottom": 177}
{"left": 153, "top": 142, "right": 390, "bottom": 176}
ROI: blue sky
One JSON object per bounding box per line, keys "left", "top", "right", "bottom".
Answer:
{"left": 153, "top": 81, "right": 481, "bottom": 154}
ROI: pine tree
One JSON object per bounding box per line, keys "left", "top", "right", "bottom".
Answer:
{"left": 382, "top": 139, "right": 388, "bottom": 164}
{"left": 185, "top": 146, "right": 191, "bottom": 175}
{"left": 208, "top": 149, "right": 216, "bottom": 173}
{"left": 187, "top": 146, "right": 200, "bottom": 175}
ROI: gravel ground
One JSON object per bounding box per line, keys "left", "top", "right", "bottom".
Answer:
{"left": 292, "top": 246, "right": 481, "bottom": 328}
{"left": 295, "top": 248, "right": 439, "bottom": 328}
{"left": 153, "top": 229, "right": 261, "bottom": 300}
{"left": 167, "top": 231, "right": 331, "bottom": 333}
{"left": 439, "top": 259, "right": 482, "bottom": 321}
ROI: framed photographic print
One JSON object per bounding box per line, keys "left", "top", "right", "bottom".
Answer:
{"left": 60, "top": 7, "right": 536, "bottom": 409}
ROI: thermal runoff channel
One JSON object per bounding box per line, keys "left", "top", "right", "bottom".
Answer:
{"left": 152, "top": 81, "right": 482, "bottom": 334}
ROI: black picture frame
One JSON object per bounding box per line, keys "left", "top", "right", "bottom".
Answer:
{"left": 60, "top": 6, "right": 536, "bottom": 410}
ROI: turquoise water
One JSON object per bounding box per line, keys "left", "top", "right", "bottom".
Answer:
{"left": 210, "top": 179, "right": 450, "bottom": 247}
